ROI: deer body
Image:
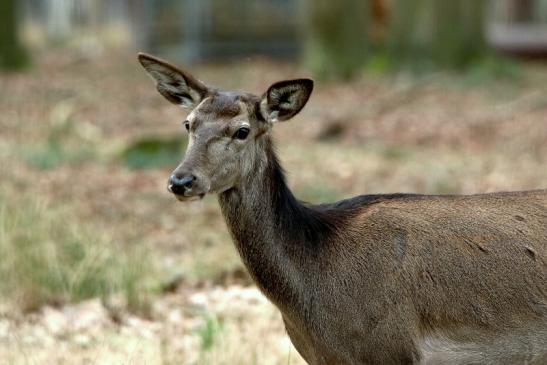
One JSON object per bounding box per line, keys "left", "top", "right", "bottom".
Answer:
{"left": 138, "top": 53, "right": 547, "bottom": 364}
{"left": 219, "top": 137, "right": 547, "bottom": 365}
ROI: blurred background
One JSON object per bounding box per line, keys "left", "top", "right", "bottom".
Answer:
{"left": 1, "top": 0, "right": 547, "bottom": 364}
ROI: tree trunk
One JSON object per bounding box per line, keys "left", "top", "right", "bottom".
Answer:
{"left": 0, "top": 0, "right": 30, "bottom": 71}
{"left": 304, "top": 0, "right": 370, "bottom": 80}
{"left": 45, "top": 0, "right": 73, "bottom": 42}
{"left": 388, "top": 0, "right": 488, "bottom": 70}
{"left": 511, "top": 0, "right": 534, "bottom": 23}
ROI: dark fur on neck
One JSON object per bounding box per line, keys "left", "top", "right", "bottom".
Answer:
{"left": 266, "top": 144, "right": 344, "bottom": 247}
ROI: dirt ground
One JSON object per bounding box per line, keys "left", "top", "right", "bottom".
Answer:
{"left": 1, "top": 48, "right": 547, "bottom": 364}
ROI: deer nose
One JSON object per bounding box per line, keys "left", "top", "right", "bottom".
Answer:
{"left": 169, "top": 173, "right": 196, "bottom": 195}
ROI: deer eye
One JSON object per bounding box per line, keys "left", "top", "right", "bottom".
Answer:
{"left": 233, "top": 127, "right": 250, "bottom": 140}
{"left": 183, "top": 120, "right": 190, "bottom": 131}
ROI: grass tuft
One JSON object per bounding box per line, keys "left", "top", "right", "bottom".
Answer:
{"left": 197, "top": 312, "right": 225, "bottom": 353}
{"left": 120, "top": 135, "right": 187, "bottom": 169}
{"left": 21, "top": 108, "right": 97, "bottom": 170}
{"left": 0, "top": 192, "right": 154, "bottom": 313}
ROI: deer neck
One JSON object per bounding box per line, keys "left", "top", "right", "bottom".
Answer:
{"left": 218, "top": 136, "right": 317, "bottom": 308}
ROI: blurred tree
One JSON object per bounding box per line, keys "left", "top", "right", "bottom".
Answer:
{"left": 304, "top": 0, "right": 370, "bottom": 79}
{"left": 45, "top": 0, "right": 73, "bottom": 42}
{"left": 388, "top": 0, "right": 488, "bottom": 70}
{"left": 539, "top": 0, "right": 547, "bottom": 23}
{"left": 0, "top": 0, "right": 30, "bottom": 71}
{"left": 511, "top": 0, "right": 534, "bottom": 22}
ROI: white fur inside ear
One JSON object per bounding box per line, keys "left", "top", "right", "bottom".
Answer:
{"left": 259, "top": 98, "right": 279, "bottom": 123}
{"left": 269, "top": 111, "right": 279, "bottom": 123}
{"left": 178, "top": 90, "right": 201, "bottom": 108}
{"left": 145, "top": 63, "right": 187, "bottom": 87}
{"left": 144, "top": 62, "right": 201, "bottom": 108}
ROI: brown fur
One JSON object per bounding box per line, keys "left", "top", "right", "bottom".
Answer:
{"left": 138, "top": 53, "right": 547, "bottom": 365}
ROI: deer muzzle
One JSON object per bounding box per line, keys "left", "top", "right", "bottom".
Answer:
{"left": 168, "top": 172, "right": 207, "bottom": 201}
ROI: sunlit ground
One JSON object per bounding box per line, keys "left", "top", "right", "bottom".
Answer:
{"left": 1, "top": 48, "right": 547, "bottom": 364}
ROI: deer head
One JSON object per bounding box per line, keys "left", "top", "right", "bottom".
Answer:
{"left": 138, "top": 53, "right": 313, "bottom": 201}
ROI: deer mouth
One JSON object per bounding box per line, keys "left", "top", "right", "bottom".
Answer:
{"left": 167, "top": 179, "right": 208, "bottom": 202}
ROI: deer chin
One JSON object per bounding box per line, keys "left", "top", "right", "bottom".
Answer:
{"left": 174, "top": 193, "right": 206, "bottom": 202}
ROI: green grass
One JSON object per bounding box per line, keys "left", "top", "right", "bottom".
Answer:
{"left": 22, "top": 138, "right": 96, "bottom": 169}
{"left": 197, "top": 312, "right": 225, "bottom": 353}
{"left": 0, "top": 192, "right": 154, "bottom": 313}
{"left": 296, "top": 184, "right": 344, "bottom": 203}
{"left": 20, "top": 113, "right": 97, "bottom": 170}
{"left": 120, "top": 134, "right": 187, "bottom": 169}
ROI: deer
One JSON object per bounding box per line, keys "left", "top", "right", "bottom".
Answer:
{"left": 138, "top": 53, "right": 547, "bottom": 365}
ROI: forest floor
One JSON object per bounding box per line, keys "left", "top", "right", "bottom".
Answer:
{"left": 1, "top": 49, "right": 547, "bottom": 364}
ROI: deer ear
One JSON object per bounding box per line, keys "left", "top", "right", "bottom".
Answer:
{"left": 259, "top": 79, "right": 313, "bottom": 122}
{"left": 138, "top": 53, "right": 209, "bottom": 108}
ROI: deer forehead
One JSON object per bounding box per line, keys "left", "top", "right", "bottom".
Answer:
{"left": 187, "top": 93, "right": 254, "bottom": 126}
